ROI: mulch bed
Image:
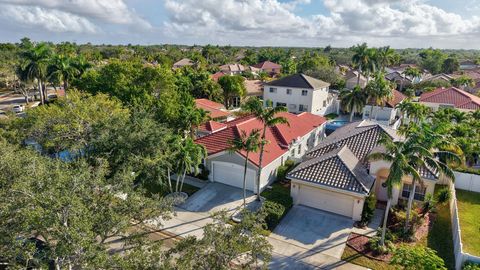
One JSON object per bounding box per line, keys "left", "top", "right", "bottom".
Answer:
{"left": 415, "top": 212, "right": 435, "bottom": 241}
{"left": 347, "top": 233, "right": 392, "bottom": 262}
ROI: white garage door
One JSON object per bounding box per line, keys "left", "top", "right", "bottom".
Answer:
{"left": 212, "top": 162, "right": 256, "bottom": 192}
{"left": 298, "top": 185, "right": 354, "bottom": 218}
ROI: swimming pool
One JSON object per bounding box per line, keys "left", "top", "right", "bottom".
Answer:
{"left": 325, "top": 120, "right": 349, "bottom": 135}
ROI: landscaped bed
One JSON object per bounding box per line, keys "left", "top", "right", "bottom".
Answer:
{"left": 341, "top": 185, "right": 455, "bottom": 270}
{"left": 456, "top": 189, "right": 480, "bottom": 256}
{"left": 144, "top": 180, "right": 200, "bottom": 197}
{"left": 260, "top": 181, "right": 293, "bottom": 232}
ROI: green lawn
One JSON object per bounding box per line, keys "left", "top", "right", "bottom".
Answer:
{"left": 341, "top": 246, "right": 396, "bottom": 270}
{"left": 456, "top": 189, "right": 480, "bottom": 256}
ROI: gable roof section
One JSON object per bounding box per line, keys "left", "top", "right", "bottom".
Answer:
{"left": 266, "top": 73, "right": 330, "bottom": 89}
{"left": 386, "top": 90, "right": 407, "bottom": 108}
{"left": 288, "top": 146, "right": 375, "bottom": 195}
{"left": 419, "top": 87, "right": 480, "bottom": 110}
{"left": 173, "top": 58, "right": 193, "bottom": 67}
{"left": 195, "top": 112, "right": 326, "bottom": 167}
{"left": 307, "top": 120, "right": 400, "bottom": 161}
{"left": 252, "top": 61, "right": 282, "bottom": 70}
{"left": 195, "top": 99, "right": 230, "bottom": 119}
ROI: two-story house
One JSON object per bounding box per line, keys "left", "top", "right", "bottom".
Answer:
{"left": 263, "top": 73, "right": 337, "bottom": 116}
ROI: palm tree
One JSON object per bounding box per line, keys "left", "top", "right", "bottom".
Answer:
{"left": 368, "top": 135, "right": 424, "bottom": 246}
{"left": 364, "top": 48, "right": 378, "bottom": 84}
{"left": 395, "top": 99, "right": 413, "bottom": 125}
{"left": 72, "top": 55, "right": 92, "bottom": 77}
{"left": 351, "top": 43, "right": 370, "bottom": 86}
{"left": 397, "top": 102, "right": 431, "bottom": 125}
{"left": 20, "top": 42, "right": 52, "bottom": 105}
{"left": 48, "top": 54, "right": 79, "bottom": 94}
{"left": 242, "top": 98, "right": 288, "bottom": 200}
{"left": 402, "top": 66, "right": 421, "bottom": 91}
{"left": 172, "top": 137, "right": 207, "bottom": 194}
{"left": 15, "top": 65, "right": 32, "bottom": 104}
{"left": 228, "top": 129, "right": 263, "bottom": 208}
{"left": 376, "top": 46, "right": 397, "bottom": 72}
{"left": 365, "top": 72, "right": 393, "bottom": 120}
{"left": 340, "top": 86, "right": 367, "bottom": 122}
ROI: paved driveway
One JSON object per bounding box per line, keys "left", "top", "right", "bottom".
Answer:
{"left": 180, "top": 182, "right": 257, "bottom": 213}
{"left": 269, "top": 205, "right": 365, "bottom": 269}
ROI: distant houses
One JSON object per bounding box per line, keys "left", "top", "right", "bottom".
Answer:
{"left": 252, "top": 61, "right": 282, "bottom": 76}
{"left": 419, "top": 86, "right": 480, "bottom": 112}
{"left": 173, "top": 58, "right": 194, "bottom": 69}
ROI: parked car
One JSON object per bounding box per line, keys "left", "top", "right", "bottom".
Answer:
{"left": 12, "top": 104, "right": 25, "bottom": 113}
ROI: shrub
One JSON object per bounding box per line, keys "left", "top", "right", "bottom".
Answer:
{"left": 195, "top": 164, "right": 210, "bottom": 180}
{"left": 360, "top": 193, "right": 376, "bottom": 225}
{"left": 464, "top": 262, "right": 480, "bottom": 270}
{"left": 422, "top": 193, "right": 436, "bottom": 215}
{"left": 276, "top": 159, "right": 296, "bottom": 182}
{"left": 368, "top": 236, "right": 393, "bottom": 255}
{"left": 391, "top": 245, "right": 446, "bottom": 270}
{"left": 262, "top": 201, "right": 286, "bottom": 231}
{"left": 436, "top": 188, "right": 451, "bottom": 204}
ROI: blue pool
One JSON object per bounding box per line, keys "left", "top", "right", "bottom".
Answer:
{"left": 325, "top": 120, "right": 348, "bottom": 135}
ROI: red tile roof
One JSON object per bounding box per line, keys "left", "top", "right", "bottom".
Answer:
{"left": 198, "top": 120, "right": 228, "bottom": 133}
{"left": 195, "top": 112, "right": 326, "bottom": 167}
{"left": 195, "top": 99, "right": 230, "bottom": 119}
{"left": 252, "top": 61, "right": 282, "bottom": 70}
{"left": 211, "top": 71, "right": 226, "bottom": 82}
{"left": 420, "top": 87, "right": 480, "bottom": 110}
{"left": 386, "top": 90, "right": 407, "bottom": 108}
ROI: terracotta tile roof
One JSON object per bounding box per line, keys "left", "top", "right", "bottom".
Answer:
{"left": 195, "top": 112, "right": 326, "bottom": 167}
{"left": 211, "top": 71, "right": 225, "bottom": 82}
{"left": 419, "top": 87, "right": 480, "bottom": 110}
{"left": 244, "top": 80, "right": 263, "bottom": 96}
{"left": 198, "top": 120, "right": 228, "bottom": 133}
{"left": 288, "top": 146, "right": 375, "bottom": 195}
{"left": 195, "top": 99, "right": 230, "bottom": 119}
{"left": 252, "top": 61, "right": 282, "bottom": 70}
{"left": 386, "top": 90, "right": 407, "bottom": 108}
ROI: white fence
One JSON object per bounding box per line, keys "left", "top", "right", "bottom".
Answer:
{"left": 449, "top": 183, "right": 480, "bottom": 270}
{"left": 454, "top": 171, "right": 480, "bottom": 192}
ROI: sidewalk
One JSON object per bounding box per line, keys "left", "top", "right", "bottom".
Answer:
{"left": 352, "top": 208, "right": 384, "bottom": 237}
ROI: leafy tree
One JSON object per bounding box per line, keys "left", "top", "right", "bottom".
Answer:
{"left": 175, "top": 67, "right": 223, "bottom": 102}
{"left": 442, "top": 56, "right": 460, "bottom": 74}
{"left": 20, "top": 42, "right": 53, "bottom": 104}
{"left": 451, "top": 75, "right": 475, "bottom": 88}
{"left": 391, "top": 245, "right": 446, "bottom": 270}
{"left": 218, "top": 75, "right": 246, "bottom": 108}
{"left": 242, "top": 98, "right": 288, "bottom": 200}
{"left": 419, "top": 48, "right": 447, "bottom": 75}
{"left": 340, "top": 86, "right": 367, "bottom": 122}
{"left": 0, "top": 140, "right": 172, "bottom": 269}
{"left": 168, "top": 211, "right": 272, "bottom": 269}
{"left": 365, "top": 72, "right": 393, "bottom": 120}
{"left": 229, "top": 129, "right": 263, "bottom": 208}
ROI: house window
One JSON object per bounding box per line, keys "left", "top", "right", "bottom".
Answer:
{"left": 232, "top": 96, "right": 241, "bottom": 108}
{"left": 288, "top": 104, "right": 297, "bottom": 110}
{"left": 276, "top": 102, "right": 287, "bottom": 107}
{"left": 269, "top": 87, "right": 277, "bottom": 93}
{"left": 291, "top": 148, "right": 295, "bottom": 156}
{"left": 323, "top": 100, "right": 327, "bottom": 107}
{"left": 297, "top": 145, "right": 301, "bottom": 155}
{"left": 302, "top": 90, "right": 308, "bottom": 96}
{"left": 286, "top": 89, "right": 292, "bottom": 95}
{"left": 402, "top": 184, "right": 426, "bottom": 201}
{"left": 299, "top": 104, "right": 308, "bottom": 112}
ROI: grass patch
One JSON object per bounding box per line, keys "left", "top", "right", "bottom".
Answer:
{"left": 416, "top": 185, "right": 455, "bottom": 270}
{"left": 341, "top": 246, "right": 397, "bottom": 270}
{"left": 324, "top": 113, "right": 339, "bottom": 120}
{"left": 456, "top": 189, "right": 480, "bottom": 256}
{"left": 260, "top": 182, "right": 293, "bottom": 231}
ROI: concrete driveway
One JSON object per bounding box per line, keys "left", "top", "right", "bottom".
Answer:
{"left": 269, "top": 205, "right": 365, "bottom": 269}
{"left": 180, "top": 182, "right": 257, "bottom": 213}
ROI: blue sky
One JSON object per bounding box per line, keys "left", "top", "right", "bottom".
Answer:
{"left": 0, "top": 0, "right": 479, "bottom": 49}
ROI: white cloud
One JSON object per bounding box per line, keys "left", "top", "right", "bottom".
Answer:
{"left": 163, "top": 0, "right": 480, "bottom": 48}
{"left": 0, "top": 4, "right": 98, "bottom": 33}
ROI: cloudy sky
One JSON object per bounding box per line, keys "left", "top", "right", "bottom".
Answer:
{"left": 0, "top": 0, "right": 479, "bottom": 48}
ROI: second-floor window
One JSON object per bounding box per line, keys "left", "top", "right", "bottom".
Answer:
{"left": 302, "top": 90, "right": 308, "bottom": 96}
{"left": 286, "top": 89, "right": 292, "bottom": 95}
{"left": 270, "top": 87, "right": 277, "bottom": 93}
{"left": 276, "top": 102, "right": 287, "bottom": 107}
{"left": 297, "top": 145, "right": 301, "bottom": 155}
{"left": 299, "top": 104, "right": 308, "bottom": 112}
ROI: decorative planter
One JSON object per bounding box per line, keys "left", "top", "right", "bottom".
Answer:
{"left": 165, "top": 191, "right": 188, "bottom": 206}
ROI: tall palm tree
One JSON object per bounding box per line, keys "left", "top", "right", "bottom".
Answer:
{"left": 376, "top": 46, "right": 397, "bottom": 72}
{"left": 365, "top": 72, "right": 393, "bottom": 120}
{"left": 364, "top": 48, "right": 378, "bottom": 84}
{"left": 368, "top": 135, "right": 424, "bottom": 246}
{"left": 340, "top": 86, "right": 367, "bottom": 122}
{"left": 20, "top": 42, "right": 52, "bottom": 105}
{"left": 402, "top": 66, "right": 421, "bottom": 91}
{"left": 397, "top": 102, "right": 431, "bottom": 125}
{"left": 72, "top": 55, "right": 92, "bottom": 77}
{"left": 229, "top": 129, "right": 263, "bottom": 208}
{"left": 242, "top": 98, "right": 288, "bottom": 200}
{"left": 351, "top": 43, "right": 370, "bottom": 86}
{"left": 172, "top": 137, "right": 207, "bottom": 194}
{"left": 48, "top": 54, "right": 79, "bottom": 94}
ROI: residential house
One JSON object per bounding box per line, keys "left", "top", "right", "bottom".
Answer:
{"left": 211, "top": 71, "right": 226, "bottom": 82}
{"left": 287, "top": 120, "right": 441, "bottom": 221}
{"left": 422, "top": 73, "right": 454, "bottom": 84}
{"left": 252, "top": 61, "right": 282, "bottom": 76}
{"left": 244, "top": 79, "right": 263, "bottom": 98}
{"left": 263, "top": 73, "right": 338, "bottom": 116}
{"left": 385, "top": 71, "right": 413, "bottom": 90}
{"left": 196, "top": 113, "right": 327, "bottom": 193}
{"left": 419, "top": 86, "right": 480, "bottom": 112}
{"left": 173, "top": 58, "right": 194, "bottom": 69}
{"left": 362, "top": 90, "right": 407, "bottom": 126}
{"left": 219, "top": 64, "right": 246, "bottom": 75}
{"left": 345, "top": 70, "right": 368, "bottom": 89}
{"left": 195, "top": 99, "right": 231, "bottom": 121}
{"left": 459, "top": 60, "right": 479, "bottom": 70}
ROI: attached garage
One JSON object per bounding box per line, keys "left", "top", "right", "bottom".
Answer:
{"left": 212, "top": 161, "right": 257, "bottom": 192}
{"left": 296, "top": 184, "right": 355, "bottom": 218}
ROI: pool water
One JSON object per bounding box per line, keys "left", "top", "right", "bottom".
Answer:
{"left": 325, "top": 120, "right": 349, "bottom": 135}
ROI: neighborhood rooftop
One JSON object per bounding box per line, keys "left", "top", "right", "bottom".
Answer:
{"left": 419, "top": 86, "right": 480, "bottom": 110}
{"left": 265, "top": 73, "right": 330, "bottom": 89}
